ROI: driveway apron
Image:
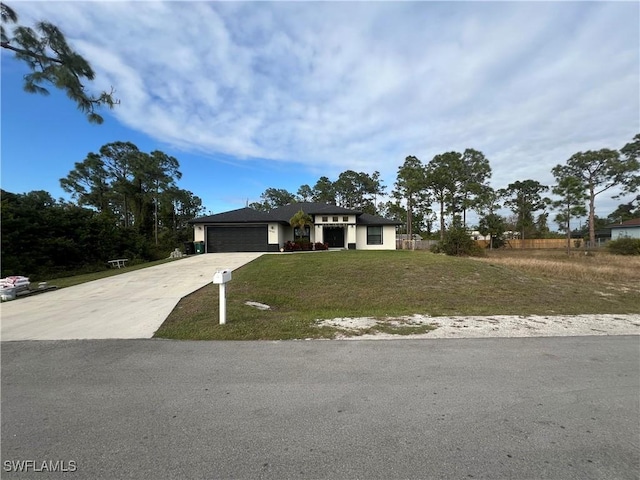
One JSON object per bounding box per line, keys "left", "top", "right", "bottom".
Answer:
{"left": 0, "top": 253, "right": 263, "bottom": 341}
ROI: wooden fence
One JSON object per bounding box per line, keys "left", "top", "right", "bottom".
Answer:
{"left": 396, "top": 240, "right": 439, "bottom": 250}
{"left": 498, "top": 239, "right": 570, "bottom": 249}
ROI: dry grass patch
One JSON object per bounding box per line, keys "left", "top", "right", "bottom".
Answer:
{"left": 475, "top": 249, "right": 640, "bottom": 291}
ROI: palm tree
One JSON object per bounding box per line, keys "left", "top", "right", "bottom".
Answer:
{"left": 289, "top": 209, "right": 313, "bottom": 243}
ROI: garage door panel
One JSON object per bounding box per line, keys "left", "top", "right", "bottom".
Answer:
{"left": 206, "top": 226, "right": 268, "bottom": 253}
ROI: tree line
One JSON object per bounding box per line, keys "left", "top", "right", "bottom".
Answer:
{"left": 1, "top": 142, "right": 203, "bottom": 279}
{"left": 251, "top": 134, "right": 639, "bottom": 250}
{"left": 249, "top": 170, "right": 386, "bottom": 215}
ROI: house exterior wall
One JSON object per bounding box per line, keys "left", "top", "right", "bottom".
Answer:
{"left": 313, "top": 214, "right": 357, "bottom": 225}
{"left": 313, "top": 214, "right": 356, "bottom": 248}
{"left": 347, "top": 224, "right": 357, "bottom": 249}
{"left": 192, "top": 218, "right": 398, "bottom": 251}
{"left": 194, "top": 226, "right": 205, "bottom": 243}
{"left": 268, "top": 223, "right": 280, "bottom": 245}
{"left": 356, "top": 225, "right": 397, "bottom": 250}
{"left": 611, "top": 227, "right": 640, "bottom": 239}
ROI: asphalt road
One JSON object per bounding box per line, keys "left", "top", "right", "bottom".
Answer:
{"left": 2, "top": 336, "right": 639, "bottom": 480}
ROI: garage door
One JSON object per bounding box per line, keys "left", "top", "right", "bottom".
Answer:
{"left": 206, "top": 225, "right": 268, "bottom": 253}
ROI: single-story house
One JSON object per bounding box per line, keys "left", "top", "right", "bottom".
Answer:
{"left": 608, "top": 218, "right": 640, "bottom": 240}
{"left": 189, "top": 202, "right": 402, "bottom": 253}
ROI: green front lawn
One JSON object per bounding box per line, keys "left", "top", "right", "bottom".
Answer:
{"left": 154, "top": 250, "right": 640, "bottom": 340}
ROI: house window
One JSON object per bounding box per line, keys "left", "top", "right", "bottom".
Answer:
{"left": 294, "top": 225, "right": 311, "bottom": 242}
{"left": 343, "top": 216, "right": 349, "bottom": 222}
{"left": 322, "top": 216, "right": 328, "bottom": 222}
{"left": 333, "top": 216, "right": 339, "bottom": 222}
{"left": 367, "top": 226, "right": 383, "bottom": 245}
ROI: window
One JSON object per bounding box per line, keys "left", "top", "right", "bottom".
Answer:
{"left": 294, "top": 225, "right": 311, "bottom": 242}
{"left": 343, "top": 216, "right": 349, "bottom": 222}
{"left": 367, "top": 226, "right": 383, "bottom": 245}
{"left": 333, "top": 216, "right": 339, "bottom": 222}
{"left": 322, "top": 216, "right": 328, "bottom": 222}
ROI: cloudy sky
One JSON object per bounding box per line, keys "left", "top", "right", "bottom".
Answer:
{"left": 2, "top": 0, "right": 638, "bottom": 226}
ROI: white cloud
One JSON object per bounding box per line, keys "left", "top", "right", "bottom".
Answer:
{"left": 10, "top": 1, "right": 639, "bottom": 218}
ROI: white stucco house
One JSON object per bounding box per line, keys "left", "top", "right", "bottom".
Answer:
{"left": 189, "top": 202, "right": 401, "bottom": 253}
{"left": 609, "top": 218, "right": 640, "bottom": 240}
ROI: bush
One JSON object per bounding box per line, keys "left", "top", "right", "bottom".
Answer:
{"left": 436, "top": 227, "right": 485, "bottom": 257}
{"left": 607, "top": 237, "right": 640, "bottom": 255}
{"left": 283, "top": 241, "right": 329, "bottom": 252}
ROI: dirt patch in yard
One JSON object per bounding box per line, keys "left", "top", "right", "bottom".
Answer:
{"left": 315, "top": 314, "right": 640, "bottom": 340}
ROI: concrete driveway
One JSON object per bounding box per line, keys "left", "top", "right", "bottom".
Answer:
{"left": 0, "top": 253, "right": 263, "bottom": 341}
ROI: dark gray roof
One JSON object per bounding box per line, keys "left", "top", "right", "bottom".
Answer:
{"left": 189, "top": 207, "right": 274, "bottom": 224}
{"left": 357, "top": 213, "right": 403, "bottom": 226}
{"left": 190, "top": 202, "right": 400, "bottom": 225}
{"left": 271, "top": 202, "right": 361, "bottom": 218}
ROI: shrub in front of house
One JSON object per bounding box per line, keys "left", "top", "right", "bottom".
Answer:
{"left": 283, "top": 241, "right": 329, "bottom": 252}
{"left": 606, "top": 237, "right": 640, "bottom": 255}
{"left": 434, "top": 227, "right": 485, "bottom": 257}
{"left": 283, "top": 241, "right": 300, "bottom": 252}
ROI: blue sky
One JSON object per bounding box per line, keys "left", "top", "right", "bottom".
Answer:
{"left": 1, "top": 1, "right": 639, "bottom": 226}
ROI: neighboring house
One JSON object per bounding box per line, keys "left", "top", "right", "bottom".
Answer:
{"left": 189, "top": 202, "right": 402, "bottom": 253}
{"left": 469, "top": 230, "right": 491, "bottom": 241}
{"left": 608, "top": 218, "right": 640, "bottom": 240}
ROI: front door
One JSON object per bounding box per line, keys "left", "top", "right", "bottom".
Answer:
{"left": 324, "top": 227, "right": 345, "bottom": 248}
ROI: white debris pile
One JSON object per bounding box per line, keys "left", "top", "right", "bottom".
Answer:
{"left": 169, "top": 248, "right": 184, "bottom": 259}
{"left": 315, "top": 314, "right": 640, "bottom": 339}
{"left": 0, "top": 276, "right": 30, "bottom": 301}
{"left": 1, "top": 276, "right": 30, "bottom": 292}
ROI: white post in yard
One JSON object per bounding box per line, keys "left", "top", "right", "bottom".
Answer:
{"left": 213, "top": 269, "right": 232, "bottom": 325}
{"left": 219, "top": 282, "right": 226, "bottom": 325}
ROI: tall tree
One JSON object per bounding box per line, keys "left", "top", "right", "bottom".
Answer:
{"left": 459, "top": 148, "right": 492, "bottom": 226}
{"left": 425, "top": 152, "right": 460, "bottom": 240}
{"left": 501, "top": 180, "right": 549, "bottom": 241}
{"left": 559, "top": 147, "right": 638, "bottom": 247}
{"left": 477, "top": 213, "right": 506, "bottom": 250}
{"left": 550, "top": 170, "right": 588, "bottom": 254}
{"left": 296, "top": 184, "right": 314, "bottom": 202}
{"left": 607, "top": 199, "right": 639, "bottom": 224}
{"left": 249, "top": 188, "right": 295, "bottom": 212}
{"left": 158, "top": 187, "right": 204, "bottom": 245}
{"left": 333, "top": 170, "right": 385, "bottom": 213}
{"left": 476, "top": 186, "right": 504, "bottom": 250}
{"left": 1, "top": 2, "right": 117, "bottom": 123}
{"left": 139, "top": 150, "right": 181, "bottom": 243}
{"left": 98, "top": 141, "right": 140, "bottom": 228}
{"left": 60, "top": 142, "right": 184, "bottom": 241}
{"left": 59, "top": 153, "right": 109, "bottom": 212}
{"left": 311, "top": 176, "right": 336, "bottom": 204}
{"left": 619, "top": 133, "right": 640, "bottom": 202}
{"left": 393, "top": 156, "right": 428, "bottom": 238}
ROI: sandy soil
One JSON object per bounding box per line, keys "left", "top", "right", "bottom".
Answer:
{"left": 315, "top": 314, "right": 640, "bottom": 340}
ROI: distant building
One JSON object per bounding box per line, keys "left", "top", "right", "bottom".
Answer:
{"left": 608, "top": 218, "right": 640, "bottom": 240}
{"left": 469, "top": 230, "right": 491, "bottom": 241}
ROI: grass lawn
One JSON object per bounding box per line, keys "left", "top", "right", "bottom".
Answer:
{"left": 154, "top": 249, "right": 640, "bottom": 340}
